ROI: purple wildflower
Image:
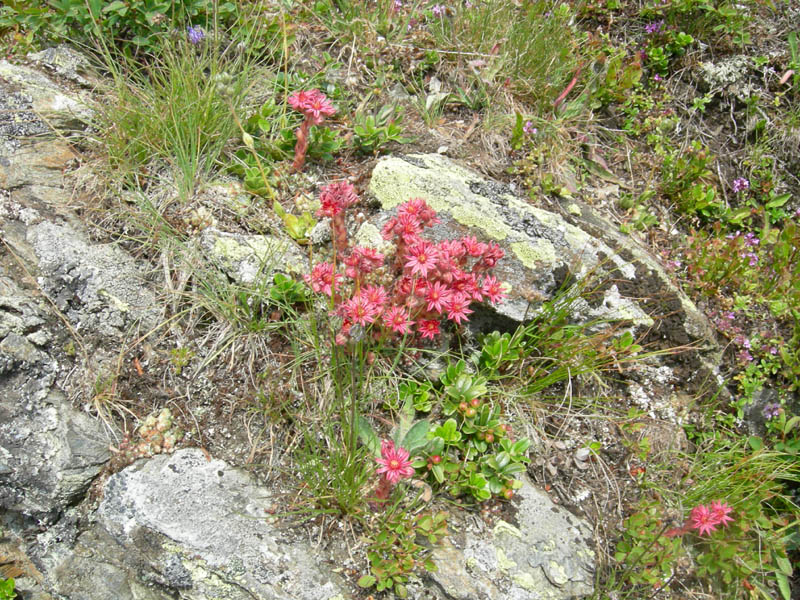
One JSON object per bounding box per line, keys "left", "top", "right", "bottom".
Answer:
{"left": 763, "top": 403, "right": 781, "bottom": 420}
{"left": 432, "top": 4, "right": 445, "bottom": 16}
{"left": 645, "top": 20, "right": 665, "bottom": 34}
{"left": 737, "top": 349, "right": 753, "bottom": 363}
{"left": 732, "top": 177, "right": 750, "bottom": 193}
{"left": 654, "top": 73, "right": 663, "bottom": 82}
{"left": 743, "top": 232, "right": 760, "bottom": 247}
{"left": 523, "top": 121, "right": 537, "bottom": 135}
{"left": 187, "top": 25, "right": 205, "bottom": 45}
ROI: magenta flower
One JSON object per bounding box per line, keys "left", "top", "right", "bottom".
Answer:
{"left": 376, "top": 440, "right": 415, "bottom": 484}
{"left": 523, "top": 120, "right": 537, "bottom": 135}
{"left": 732, "top": 177, "right": 750, "bottom": 193}
{"left": 405, "top": 241, "right": 438, "bottom": 278}
{"left": 710, "top": 501, "right": 735, "bottom": 527}
{"left": 690, "top": 504, "right": 719, "bottom": 536}
{"left": 304, "top": 262, "right": 342, "bottom": 296}
{"left": 425, "top": 281, "right": 452, "bottom": 313}
{"left": 445, "top": 292, "right": 473, "bottom": 324}
{"left": 417, "top": 319, "right": 441, "bottom": 340}
{"left": 383, "top": 305, "right": 413, "bottom": 335}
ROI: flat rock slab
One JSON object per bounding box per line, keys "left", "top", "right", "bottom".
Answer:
{"left": 429, "top": 478, "right": 594, "bottom": 600}
{"left": 368, "top": 154, "right": 650, "bottom": 327}
{"left": 45, "top": 449, "right": 347, "bottom": 600}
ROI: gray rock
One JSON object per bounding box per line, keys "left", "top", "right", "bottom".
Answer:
{"left": 28, "top": 221, "right": 162, "bottom": 338}
{"left": 428, "top": 478, "right": 594, "bottom": 600}
{"left": 198, "top": 227, "right": 308, "bottom": 285}
{"left": 0, "top": 59, "right": 93, "bottom": 132}
{"left": 42, "top": 449, "right": 348, "bottom": 600}
{"left": 0, "top": 320, "right": 110, "bottom": 519}
{"left": 28, "top": 45, "right": 94, "bottom": 87}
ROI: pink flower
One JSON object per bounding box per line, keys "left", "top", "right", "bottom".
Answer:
{"left": 405, "top": 241, "right": 438, "bottom": 278}
{"left": 383, "top": 305, "right": 413, "bottom": 335}
{"left": 362, "top": 285, "right": 388, "bottom": 310}
{"left": 425, "top": 281, "right": 452, "bottom": 313}
{"left": 396, "top": 213, "right": 423, "bottom": 242}
{"left": 375, "top": 440, "right": 415, "bottom": 484}
{"left": 343, "top": 292, "right": 381, "bottom": 326}
{"left": 417, "top": 319, "right": 440, "bottom": 340}
{"left": 398, "top": 198, "right": 439, "bottom": 227}
{"left": 709, "top": 501, "right": 735, "bottom": 527}
{"left": 288, "top": 89, "right": 335, "bottom": 125}
{"left": 479, "top": 242, "right": 505, "bottom": 268}
{"left": 690, "top": 504, "right": 719, "bottom": 536}
{"left": 453, "top": 272, "right": 482, "bottom": 302}
{"left": 481, "top": 276, "right": 506, "bottom": 304}
{"left": 305, "top": 262, "right": 342, "bottom": 296}
{"left": 445, "top": 293, "right": 473, "bottom": 324}
{"left": 462, "top": 235, "right": 488, "bottom": 257}
{"left": 318, "top": 181, "right": 359, "bottom": 218}
{"left": 304, "top": 90, "right": 336, "bottom": 125}
{"left": 344, "top": 246, "right": 385, "bottom": 279}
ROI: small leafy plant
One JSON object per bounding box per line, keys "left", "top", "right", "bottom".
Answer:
{"left": 352, "top": 104, "right": 410, "bottom": 155}
{"left": 358, "top": 509, "right": 446, "bottom": 598}
{"left": 0, "top": 578, "right": 16, "bottom": 600}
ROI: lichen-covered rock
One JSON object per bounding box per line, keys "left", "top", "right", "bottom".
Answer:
{"left": 28, "top": 221, "right": 162, "bottom": 338}
{"left": 368, "top": 154, "right": 651, "bottom": 328}
{"left": 28, "top": 45, "right": 94, "bottom": 88}
{"left": 199, "top": 227, "right": 308, "bottom": 285}
{"left": 0, "top": 276, "right": 110, "bottom": 520}
{"left": 0, "top": 59, "right": 93, "bottom": 133}
{"left": 428, "top": 477, "right": 594, "bottom": 600}
{"left": 40, "top": 449, "right": 348, "bottom": 600}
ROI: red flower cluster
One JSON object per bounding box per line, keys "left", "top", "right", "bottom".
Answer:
{"left": 665, "top": 500, "right": 736, "bottom": 538}
{"left": 287, "top": 89, "right": 336, "bottom": 172}
{"left": 690, "top": 501, "right": 735, "bottom": 536}
{"left": 305, "top": 187, "right": 508, "bottom": 345}
{"left": 288, "top": 89, "right": 335, "bottom": 125}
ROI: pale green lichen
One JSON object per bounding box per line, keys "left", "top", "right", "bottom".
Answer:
{"left": 538, "top": 539, "right": 557, "bottom": 553}
{"left": 512, "top": 570, "right": 539, "bottom": 591}
{"left": 510, "top": 241, "right": 556, "bottom": 269}
{"left": 450, "top": 205, "right": 511, "bottom": 240}
{"left": 493, "top": 520, "right": 522, "bottom": 538}
{"left": 495, "top": 547, "right": 517, "bottom": 571}
{"left": 567, "top": 203, "right": 582, "bottom": 216}
{"left": 546, "top": 560, "right": 569, "bottom": 585}
{"left": 97, "top": 289, "right": 129, "bottom": 312}
{"left": 212, "top": 236, "right": 263, "bottom": 262}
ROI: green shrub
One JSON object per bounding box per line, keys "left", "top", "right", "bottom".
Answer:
{"left": 0, "top": 0, "right": 236, "bottom": 55}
